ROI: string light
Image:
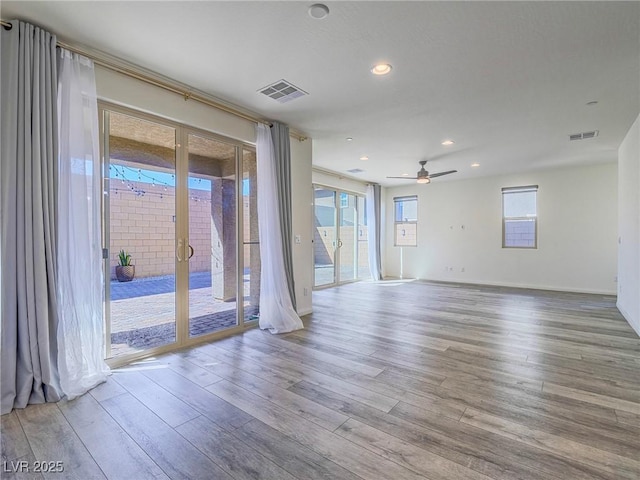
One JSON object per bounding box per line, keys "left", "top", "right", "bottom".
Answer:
{"left": 108, "top": 164, "right": 211, "bottom": 202}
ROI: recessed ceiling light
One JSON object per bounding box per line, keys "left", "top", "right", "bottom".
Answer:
{"left": 441, "top": 140, "right": 455, "bottom": 146}
{"left": 346, "top": 137, "right": 353, "bottom": 141}
{"left": 360, "top": 156, "right": 369, "bottom": 161}
{"left": 402, "top": 173, "right": 409, "bottom": 176}
{"left": 586, "top": 100, "right": 598, "bottom": 106}
{"left": 371, "top": 63, "right": 392, "bottom": 75}
{"left": 471, "top": 163, "right": 480, "bottom": 167}
{"left": 308, "top": 4, "right": 330, "bottom": 19}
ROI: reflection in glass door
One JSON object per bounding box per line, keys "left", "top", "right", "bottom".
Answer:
{"left": 104, "top": 110, "right": 177, "bottom": 358}
{"left": 313, "top": 186, "right": 369, "bottom": 288}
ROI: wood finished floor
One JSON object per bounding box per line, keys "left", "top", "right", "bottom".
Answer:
{"left": 2, "top": 280, "right": 639, "bottom": 480}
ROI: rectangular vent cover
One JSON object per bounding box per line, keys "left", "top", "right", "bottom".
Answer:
{"left": 569, "top": 130, "right": 599, "bottom": 141}
{"left": 346, "top": 168, "right": 364, "bottom": 174}
{"left": 259, "top": 79, "right": 307, "bottom": 103}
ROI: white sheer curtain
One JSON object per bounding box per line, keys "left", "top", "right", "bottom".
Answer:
{"left": 56, "top": 49, "right": 109, "bottom": 398}
{"left": 256, "top": 124, "right": 303, "bottom": 334}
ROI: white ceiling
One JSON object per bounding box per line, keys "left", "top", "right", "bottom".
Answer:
{"left": 3, "top": 1, "right": 639, "bottom": 186}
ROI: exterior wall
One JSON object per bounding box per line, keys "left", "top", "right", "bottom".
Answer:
{"left": 109, "top": 184, "right": 211, "bottom": 279}
{"left": 109, "top": 183, "right": 251, "bottom": 280}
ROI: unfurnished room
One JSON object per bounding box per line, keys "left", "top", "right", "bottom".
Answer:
{"left": 1, "top": 2, "right": 639, "bottom": 479}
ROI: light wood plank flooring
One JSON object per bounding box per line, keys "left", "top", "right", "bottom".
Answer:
{"left": 2, "top": 280, "right": 639, "bottom": 480}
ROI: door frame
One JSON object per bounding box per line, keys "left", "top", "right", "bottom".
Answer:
{"left": 99, "top": 101, "right": 258, "bottom": 368}
{"left": 312, "top": 184, "right": 365, "bottom": 290}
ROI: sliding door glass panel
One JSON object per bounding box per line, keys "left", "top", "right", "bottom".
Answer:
{"left": 106, "top": 111, "right": 177, "bottom": 358}
{"left": 338, "top": 192, "right": 357, "bottom": 282}
{"left": 314, "top": 187, "right": 337, "bottom": 287}
{"left": 357, "top": 195, "right": 371, "bottom": 280}
{"left": 242, "top": 148, "right": 260, "bottom": 323}
{"left": 187, "top": 133, "right": 238, "bottom": 337}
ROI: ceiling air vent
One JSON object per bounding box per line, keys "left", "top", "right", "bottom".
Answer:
{"left": 569, "top": 130, "right": 599, "bottom": 141}
{"left": 259, "top": 79, "right": 308, "bottom": 103}
{"left": 346, "top": 168, "right": 364, "bottom": 174}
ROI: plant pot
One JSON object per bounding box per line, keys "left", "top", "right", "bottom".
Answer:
{"left": 115, "top": 265, "right": 135, "bottom": 282}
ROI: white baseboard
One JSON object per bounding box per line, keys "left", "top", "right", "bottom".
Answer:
{"left": 411, "top": 277, "right": 617, "bottom": 296}
{"left": 297, "top": 308, "right": 313, "bottom": 316}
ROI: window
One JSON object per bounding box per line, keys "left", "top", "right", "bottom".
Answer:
{"left": 502, "top": 185, "right": 537, "bottom": 248}
{"left": 394, "top": 195, "right": 418, "bottom": 246}
{"left": 339, "top": 192, "right": 349, "bottom": 208}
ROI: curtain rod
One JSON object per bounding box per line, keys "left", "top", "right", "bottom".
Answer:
{"left": 312, "top": 166, "right": 375, "bottom": 186}
{"left": 1, "top": 18, "right": 307, "bottom": 142}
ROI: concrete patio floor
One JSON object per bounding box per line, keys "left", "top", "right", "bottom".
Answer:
{"left": 109, "top": 271, "right": 258, "bottom": 357}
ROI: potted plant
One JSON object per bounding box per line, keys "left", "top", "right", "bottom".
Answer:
{"left": 115, "top": 249, "right": 135, "bottom": 282}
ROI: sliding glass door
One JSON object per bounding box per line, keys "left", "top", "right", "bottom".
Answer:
{"left": 103, "top": 110, "right": 178, "bottom": 358}
{"left": 101, "top": 104, "right": 260, "bottom": 362}
{"left": 313, "top": 186, "right": 368, "bottom": 288}
{"left": 186, "top": 133, "right": 238, "bottom": 337}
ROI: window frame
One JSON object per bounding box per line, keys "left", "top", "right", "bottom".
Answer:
{"left": 501, "top": 185, "right": 538, "bottom": 249}
{"left": 393, "top": 195, "right": 418, "bottom": 247}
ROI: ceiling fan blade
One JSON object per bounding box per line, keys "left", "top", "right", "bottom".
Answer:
{"left": 386, "top": 176, "right": 418, "bottom": 179}
{"left": 428, "top": 170, "right": 457, "bottom": 178}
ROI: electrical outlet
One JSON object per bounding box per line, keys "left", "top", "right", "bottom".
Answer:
{"left": 295, "top": 234, "right": 302, "bottom": 244}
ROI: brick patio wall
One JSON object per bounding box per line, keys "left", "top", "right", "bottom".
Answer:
{"left": 109, "top": 184, "right": 251, "bottom": 280}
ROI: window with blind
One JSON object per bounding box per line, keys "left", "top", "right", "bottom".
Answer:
{"left": 502, "top": 185, "right": 538, "bottom": 248}
{"left": 394, "top": 195, "right": 418, "bottom": 246}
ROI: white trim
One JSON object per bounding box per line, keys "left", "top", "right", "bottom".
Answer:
{"left": 405, "top": 277, "right": 617, "bottom": 296}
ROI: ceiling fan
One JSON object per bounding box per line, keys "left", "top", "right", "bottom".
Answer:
{"left": 387, "top": 160, "right": 457, "bottom": 184}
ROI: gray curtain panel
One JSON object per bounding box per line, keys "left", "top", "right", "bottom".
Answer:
{"left": 1, "top": 20, "right": 63, "bottom": 414}
{"left": 270, "top": 122, "right": 297, "bottom": 310}
{"left": 368, "top": 184, "right": 383, "bottom": 280}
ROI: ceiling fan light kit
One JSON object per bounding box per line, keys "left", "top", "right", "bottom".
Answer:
{"left": 387, "top": 159, "right": 457, "bottom": 184}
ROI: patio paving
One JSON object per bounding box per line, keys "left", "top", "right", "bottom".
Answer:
{"left": 110, "top": 271, "right": 213, "bottom": 300}
{"left": 109, "top": 271, "right": 258, "bottom": 357}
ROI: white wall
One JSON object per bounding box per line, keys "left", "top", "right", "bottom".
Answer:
{"left": 312, "top": 169, "right": 368, "bottom": 195}
{"left": 385, "top": 163, "right": 618, "bottom": 294}
{"left": 291, "top": 140, "right": 314, "bottom": 316}
{"left": 96, "top": 66, "right": 256, "bottom": 143}
{"left": 617, "top": 114, "right": 640, "bottom": 335}
{"left": 95, "top": 66, "right": 314, "bottom": 316}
